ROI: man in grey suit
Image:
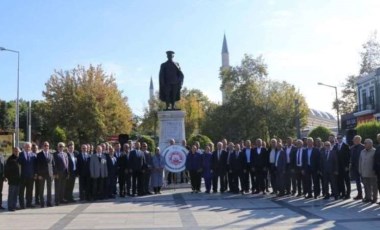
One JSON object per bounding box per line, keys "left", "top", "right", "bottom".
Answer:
{"left": 321, "top": 141, "right": 339, "bottom": 200}
{"left": 90, "top": 145, "right": 108, "bottom": 200}
{"left": 53, "top": 142, "right": 68, "bottom": 205}
{"left": 36, "top": 141, "right": 54, "bottom": 207}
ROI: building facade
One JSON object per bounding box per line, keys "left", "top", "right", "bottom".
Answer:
{"left": 353, "top": 67, "right": 380, "bottom": 123}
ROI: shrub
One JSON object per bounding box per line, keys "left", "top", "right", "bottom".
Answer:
{"left": 308, "top": 126, "right": 332, "bottom": 142}
{"left": 356, "top": 121, "right": 380, "bottom": 145}
{"left": 187, "top": 134, "right": 213, "bottom": 149}
{"left": 138, "top": 135, "right": 156, "bottom": 152}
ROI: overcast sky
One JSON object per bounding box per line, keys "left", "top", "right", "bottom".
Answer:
{"left": 1, "top": 0, "right": 380, "bottom": 116}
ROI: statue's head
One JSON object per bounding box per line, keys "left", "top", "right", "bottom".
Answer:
{"left": 166, "top": 50, "right": 175, "bottom": 60}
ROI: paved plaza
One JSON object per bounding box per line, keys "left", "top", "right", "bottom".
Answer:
{"left": 0, "top": 182, "right": 379, "bottom": 230}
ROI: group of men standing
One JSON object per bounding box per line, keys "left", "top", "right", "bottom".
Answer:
{"left": 1, "top": 133, "right": 380, "bottom": 212}
{"left": 189, "top": 134, "right": 380, "bottom": 204}
{"left": 0, "top": 140, "right": 166, "bottom": 211}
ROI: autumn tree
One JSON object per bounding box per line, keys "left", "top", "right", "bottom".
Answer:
{"left": 43, "top": 65, "right": 133, "bottom": 144}
{"left": 138, "top": 87, "right": 215, "bottom": 138}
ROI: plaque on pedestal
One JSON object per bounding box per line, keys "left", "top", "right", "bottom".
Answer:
{"left": 157, "top": 110, "right": 186, "bottom": 151}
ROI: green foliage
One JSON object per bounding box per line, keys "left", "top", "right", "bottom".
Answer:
{"left": 52, "top": 126, "right": 67, "bottom": 147}
{"left": 187, "top": 134, "right": 212, "bottom": 149}
{"left": 308, "top": 126, "right": 332, "bottom": 142}
{"left": 138, "top": 135, "right": 156, "bottom": 152}
{"left": 356, "top": 121, "right": 380, "bottom": 144}
{"left": 203, "top": 54, "right": 308, "bottom": 142}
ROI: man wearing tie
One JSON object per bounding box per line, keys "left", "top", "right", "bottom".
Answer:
{"left": 252, "top": 139, "right": 269, "bottom": 194}
{"left": 114, "top": 142, "right": 126, "bottom": 197}
{"left": 65, "top": 142, "right": 77, "bottom": 202}
{"left": 141, "top": 142, "right": 153, "bottom": 195}
{"left": 18, "top": 142, "right": 37, "bottom": 208}
{"left": 130, "top": 142, "right": 145, "bottom": 196}
{"left": 53, "top": 142, "right": 68, "bottom": 205}
{"left": 241, "top": 140, "right": 254, "bottom": 194}
{"left": 302, "top": 137, "right": 321, "bottom": 199}
{"left": 291, "top": 140, "right": 304, "bottom": 197}
{"left": 36, "top": 141, "right": 54, "bottom": 207}
{"left": 90, "top": 145, "right": 108, "bottom": 200}
{"left": 77, "top": 144, "right": 91, "bottom": 201}
{"left": 321, "top": 141, "right": 339, "bottom": 200}
{"left": 275, "top": 141, "right": 287, "bottom": 197}
{"left": 268, "top": 139, "right": 278, "bottom": 194}
{"left": 211, "top": 142, "right": 228, "bottom": 193}
{"left": 336, "top": 135, "right": 351, "bottom": 199}
{"left": 226, "top": 142, "right": 236, "bottom": 193}
{"left": 284, "top": 137, "right": 297, "bottom": 195}
{"left": 121, "top": 143, "right": 132, "bottom": 196}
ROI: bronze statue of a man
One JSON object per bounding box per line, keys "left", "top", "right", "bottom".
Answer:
{"left": 159, "top": 51, "right": 184, "bottom": 110}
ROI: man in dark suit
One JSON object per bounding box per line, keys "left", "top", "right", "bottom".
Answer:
{"left": 53, "top": 142, "right": 68, "bottom": 205}
{"left": 36, "top": 141, "right": 54, "bottom": 207}
{"left": 240, "top": 140, "right": 254, "bottom": 194}
{"left": 284, "top": 137, "right": 297, "bottom": 195}
{"left": 302, "top": 137, "right": 321, "bottom": 199}
{"left": 336, "top": 135, "right": 351, "bottom": 199}
{"left": 321, "top": 141, "right": 339, "bottom": 200}
{"left": 31, "top": 143, "right": 40, "bottom": 206}
{"left": 252, "top": 138, "right": 269, "bottom": 194}
{"left": 159, "top": 50, "right": 184, "bottom": 110}
{"left": 268, "top": 139, "right": 278, "bottom": 194}
{"left": 274, "top": 142, "right": 287, "bottom": 197}
{"left": 350, "top": 135, "right": 365, "bottom": 200}
{"left": 142, "top": 142, "right": 153, "bottom": 195}
{"left": 291, "top": 140, "right": 304, "bottom": 196}
{"left": 77, "top": 144, "right": 91, "bottom": 201}
{"left": 226, "top": 143, "right": 241, "bottom": 193}
{"left": 65, "top": 142, "right": 77, "bottom": 202}
{"left": 130, "top": 142, "right": 145, "bottom": 196}
{"left": 211, "top": 142, "right": 228, "bottom": 193}
{"left": 114, "top": 142, "right": 126, "bottom": 197}
{"left": 18, "top": 142, "right": 37, "bottom": 209}
{"left": 121, "top": 143, "right": 132, "bottom": 196}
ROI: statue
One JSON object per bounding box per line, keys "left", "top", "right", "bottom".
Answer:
{"left": 159, "top": 51, "right": 184, "bottom": 110}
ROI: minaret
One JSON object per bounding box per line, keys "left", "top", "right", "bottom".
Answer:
{"left": 221, "top": 33, "right": 230, "bottom": 104}
{"left": 149, "top": 76, "right": 154, "bottom": 100}
{"left": 221, "top": 33, "right": 230, "bottom": 68}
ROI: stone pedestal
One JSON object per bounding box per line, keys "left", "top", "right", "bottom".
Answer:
{"left": 157, "top": 110, "right": 186, "bottom": 151}
{"left": 158, "top": 110, "right": 186, "bottom": 185}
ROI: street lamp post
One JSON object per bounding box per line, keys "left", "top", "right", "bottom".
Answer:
{"left": 0, "top": 47, "right": 20, "bottom": 147}
{"left": 317, "top": 82, "right": 340, "bottom": 135}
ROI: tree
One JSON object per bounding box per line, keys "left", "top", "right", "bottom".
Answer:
{"left": 360, "top": 31, "right": 380, "bottom": 75}
{"left": 308, "top": 126, "right": 332, "bottom": 142}
{"left": 202, "top": 54, "right": 309, "bottom": 142}
{"left": 187, "top": 134, "right": 213, "bottom": 149}
{"left": 337, "top": 32, "right": 380, "bottom": 114}
{"left": 43, "top": 65, "right": 133, "bottom": 144}
{"left": 138, "top": 87, "right": 215, "bottom": 138}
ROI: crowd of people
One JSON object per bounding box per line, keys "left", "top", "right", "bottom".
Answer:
{"left": 0, "top": 140, "right": 165, "bottom": 211}
{"left": 1, "top": 133, "right": 380, "bottom": 212}
{"left": 186, "top": 134, "right": 380, "bottom": 204}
